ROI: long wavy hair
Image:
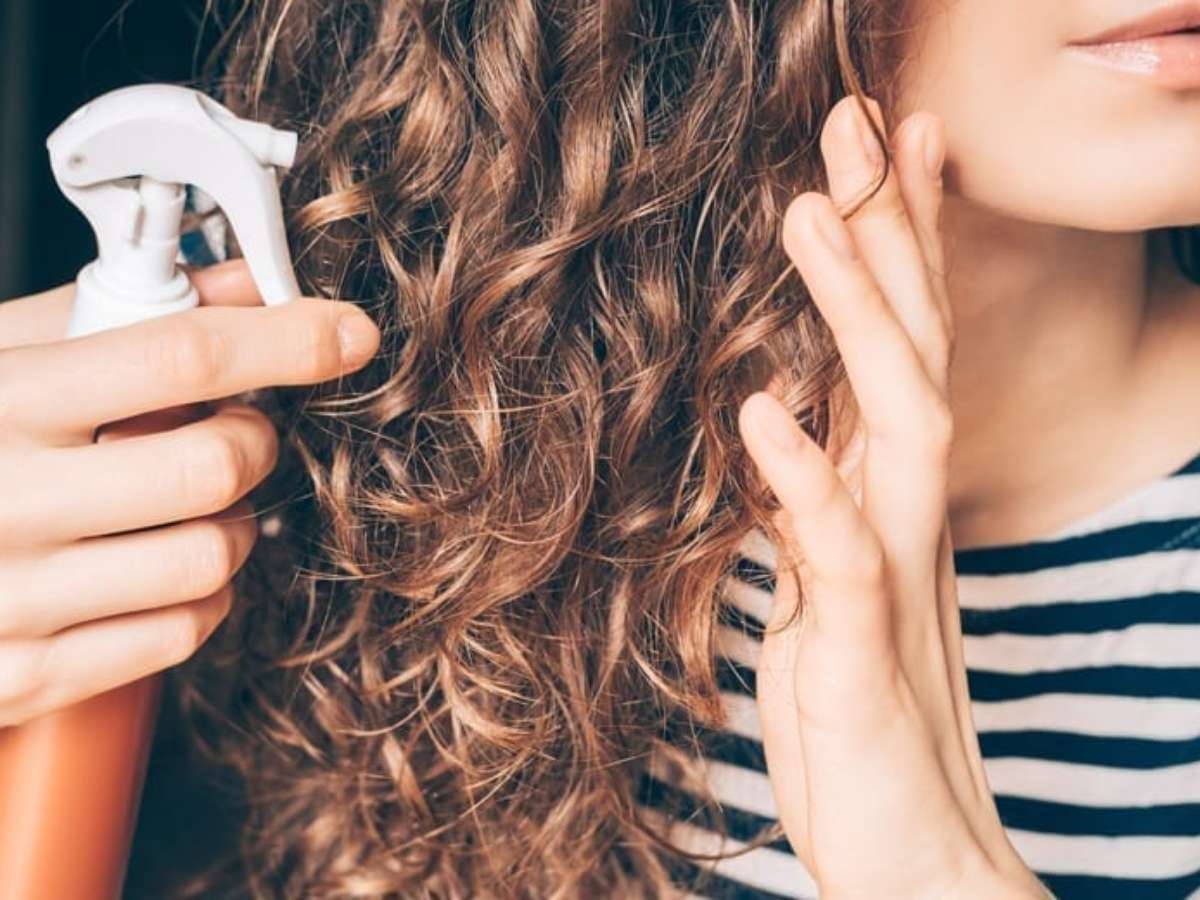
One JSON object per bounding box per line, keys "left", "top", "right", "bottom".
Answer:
{"left": 167, "top": 0, "right": 1197, "bottom": 896}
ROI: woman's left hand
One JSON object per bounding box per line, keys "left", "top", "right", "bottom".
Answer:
{"left": 736, "top": 94, "right": 1050, "bottom": 899}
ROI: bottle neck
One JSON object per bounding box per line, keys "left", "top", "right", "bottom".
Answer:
{"left": 97, "top": 176, "right": 185, "bottom": 293}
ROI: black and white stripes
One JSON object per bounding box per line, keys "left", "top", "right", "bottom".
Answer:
{"left": 643, "top": 446, "right": 1200, "bottom": 899}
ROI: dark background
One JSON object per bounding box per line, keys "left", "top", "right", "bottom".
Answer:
{"left": 0, "top": 0, "right": 214, "bottom": 300}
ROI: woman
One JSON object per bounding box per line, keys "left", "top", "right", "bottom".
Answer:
{"left": 4, "top": 0, "right": 1200, "bottom": 896}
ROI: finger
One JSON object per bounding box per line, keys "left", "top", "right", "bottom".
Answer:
{"left": 1, "top": 400, "right": 278, "bottom": 545}
{"left": 820, "top": 96, "right": 951, "bottom": 390}
{"left": 737, "top": 390, "right": 889, "bottom": 644}
{"left": 0, "top": 500, "right": 258, "bottom": 638}
{"left": 781, "top": 190, "right": 950, "bottom": 468}
{"left": 0, "top": 283, "right": 75, "bottom": 351}
{"left": 740, "top": 389, "right": 918, "bottom": 873}
{"left": 891, "top": 111, "right": 951, "bottom": 341}
{"left": 752, "top": 562, "right": 813, "bottom": 866}
{"left": 188, "top": 258, "right": 267, "bottom": 308}
{"left": 0, "top": 295, "right": 380, "bottom": 445}
{"left": 933, "top": 516, "right": 988, "bottom": 787}
{"left": 767, "top": 366, "right": 866, "bottom": 504}
{"left": 96, "top": 402, "right": 214, "bottom": 441}
{"left": 782, "top": 191, "right": 952, "bottom": 598}
{"left": 0, "top": 584, "right": 233, "bottom": 727}
{"left": 0, "top": 260, "right": 265, "bottom": 356}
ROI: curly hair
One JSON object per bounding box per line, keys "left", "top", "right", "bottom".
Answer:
{"left": 174, "top": 0, "right": 913, "bottom": 896}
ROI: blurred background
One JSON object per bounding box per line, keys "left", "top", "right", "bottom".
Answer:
{"left": 0, "top": 0, "right": 215, "bottom": 300}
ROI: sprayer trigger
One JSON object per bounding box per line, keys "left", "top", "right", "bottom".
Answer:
{"left": 46, "top": 84, "right": 302, "bottom": 338}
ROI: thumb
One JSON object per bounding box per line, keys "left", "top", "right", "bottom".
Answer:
{"left": 187, "top": 258, "right": 270, "bottom": 308}
{"left": 0, "top": 260, "right": 271, "bottom": 355}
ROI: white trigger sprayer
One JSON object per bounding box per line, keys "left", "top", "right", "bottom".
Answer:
{"left": 47, "top": 82, "right": 301, "bottom": 337}
{"left": 0, "top": 84, "right": 301, "bottom": 900}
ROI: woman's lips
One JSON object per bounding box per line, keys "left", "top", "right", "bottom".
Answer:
{"left": 1068, "top": 31, "right": 1200, "bottom": 89}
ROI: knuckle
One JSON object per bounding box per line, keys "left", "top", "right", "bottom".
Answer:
{"left": 829, "top": 534, "right": 887, "bottom": 591}
{"left": 217, "top": 402, "right": 280, "bottom": 474}
{"left": 293, "top": 310, "right": 343, "bottom": 380}
{"left": 184, "top": 522, "right": 240, "bottom": 598}
{"left": 783, "top": 192, "right": 833, "bottom": 251}
{"left": 927, "top": 335, "right": 952, "bottom": 383}
{"left": 181, "top": 430, "right": 246, "bottom": 512}
{"left": 782, "top": 190, "right": 830, "bottom": 218}
{"left": 158, "top": 610, "right": 205, "bottom": 667}
{"left": 0, "top": 567, "right": 29, "bottom": 639}
{"left": 859, "top": 536, "right": 889, "bottom": 583}
{"left": 159, "top": 590, "right": 231, "bottom": 667}
{"left": 248, "top": 414, "right": 281, "bottom": 477}
{"left": 0, "top": 643, "right": 47, "bottom": 720}
{"left": 214, "top": 584, "right": 236, "bottom": 621}
{"left": 0, "top": 474, "right": 31, "bottom": 544}
{"left": 943, "top": 321, "right": 958, "bottom": 366}
{"left": 920, "top": 396, "right": 955, "bottom": 456}
{"left": 874, "top": 391, "right": 953, "bottom": 461}
{"left": 809, "top": 502, "right": 887, "bottom": 590}
{"left": 147, "top": 319, "right": 229, "bottom": 389}
{"left": 786, "top": 190, "right": 830, "bottom": 222}
{"left": 854, "top": 182, "right": 907, "bottom": 227}
{"left": 218, "top": 410, "right": 278, "bottom": 494}
{"left": 940, "top": 328, "right": 960, "bottom": 381}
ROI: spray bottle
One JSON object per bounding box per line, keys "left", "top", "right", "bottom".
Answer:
{"left": 0, "top": 83, "right": 300, "bottom": 900}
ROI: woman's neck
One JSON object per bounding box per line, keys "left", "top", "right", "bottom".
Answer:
{"left": 941, "top": 197, "right": 1200, "bottom": 548}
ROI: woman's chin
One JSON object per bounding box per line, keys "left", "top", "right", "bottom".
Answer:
{"left": 959, "top": 184, "right": 1200, "bottom": 233}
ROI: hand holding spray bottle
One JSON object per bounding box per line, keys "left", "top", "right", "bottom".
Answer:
{"left": 0, "top": 84, "right": 379, "bottom": 899}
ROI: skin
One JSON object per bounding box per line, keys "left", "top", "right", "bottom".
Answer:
{"left": 2, "top": 0, "right": 1196, "bottom": 894}
{"left": 0, "top": 267, "right": 381, "bottom": 725}
{"left": 743, "top": 96, "right": 1045, "bottom": 899}
{"left": 738, "top": 0, "right": 1200, "bottom": 896}
{"left": 899, "top": 0, "right": 1200, "bottom": 547}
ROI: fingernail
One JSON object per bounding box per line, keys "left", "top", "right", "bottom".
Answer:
{"left": 811, "top": 203, "right": 857, "bottom": 259}
{"left": 853, "top": 99, "right": 884, "bottom": 167}
{"left": 337, "top": 311, "right": 379, "bottom": 366}
{"left": 923, "top": 123, "right": 945, "bottom": 180}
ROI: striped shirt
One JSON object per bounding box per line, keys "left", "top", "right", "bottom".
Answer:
{"left": 640, "top": 445, "right": 1200, "bottom": 900}
{"left": 181, "top": 219, "right": 1200, "bottom": 897}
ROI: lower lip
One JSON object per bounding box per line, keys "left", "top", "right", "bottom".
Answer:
{"left": 1069, "top": 32, "right": 1200, "bottom": 89}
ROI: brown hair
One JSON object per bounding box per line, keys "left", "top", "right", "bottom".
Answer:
{"left": 177, "top": 0, "right": 911, "bottom": 896}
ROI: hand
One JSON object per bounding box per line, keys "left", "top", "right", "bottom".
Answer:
{"left": 0, "top": 260, "right": 381, "bottom": 726}
{"left": 736, "top": 96, "right": 1049, "bottom": 899}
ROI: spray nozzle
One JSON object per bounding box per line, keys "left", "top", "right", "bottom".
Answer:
{"left": 47, "top": 84, "right": 302, "bottom": 337}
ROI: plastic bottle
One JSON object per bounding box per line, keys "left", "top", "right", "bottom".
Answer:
{"left": 0, "top": 83, "right": 301, "bottom": 900}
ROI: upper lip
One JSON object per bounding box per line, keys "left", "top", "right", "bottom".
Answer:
{"left": 1072, "top": 2, "right": 1200, "bottom": 45}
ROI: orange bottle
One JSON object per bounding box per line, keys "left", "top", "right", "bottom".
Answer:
{"left": 0, "top": 403, "right": 208, "bottom": 900}
{"left": 0, "top": 84, "right": 301, "bottom": 898}
{"left": 0, "top": 677, "right": 163, "bottom": 899}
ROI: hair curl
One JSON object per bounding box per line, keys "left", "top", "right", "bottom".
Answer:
{"left": 173, "top": 0, "right": 920, "bottom": 896}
